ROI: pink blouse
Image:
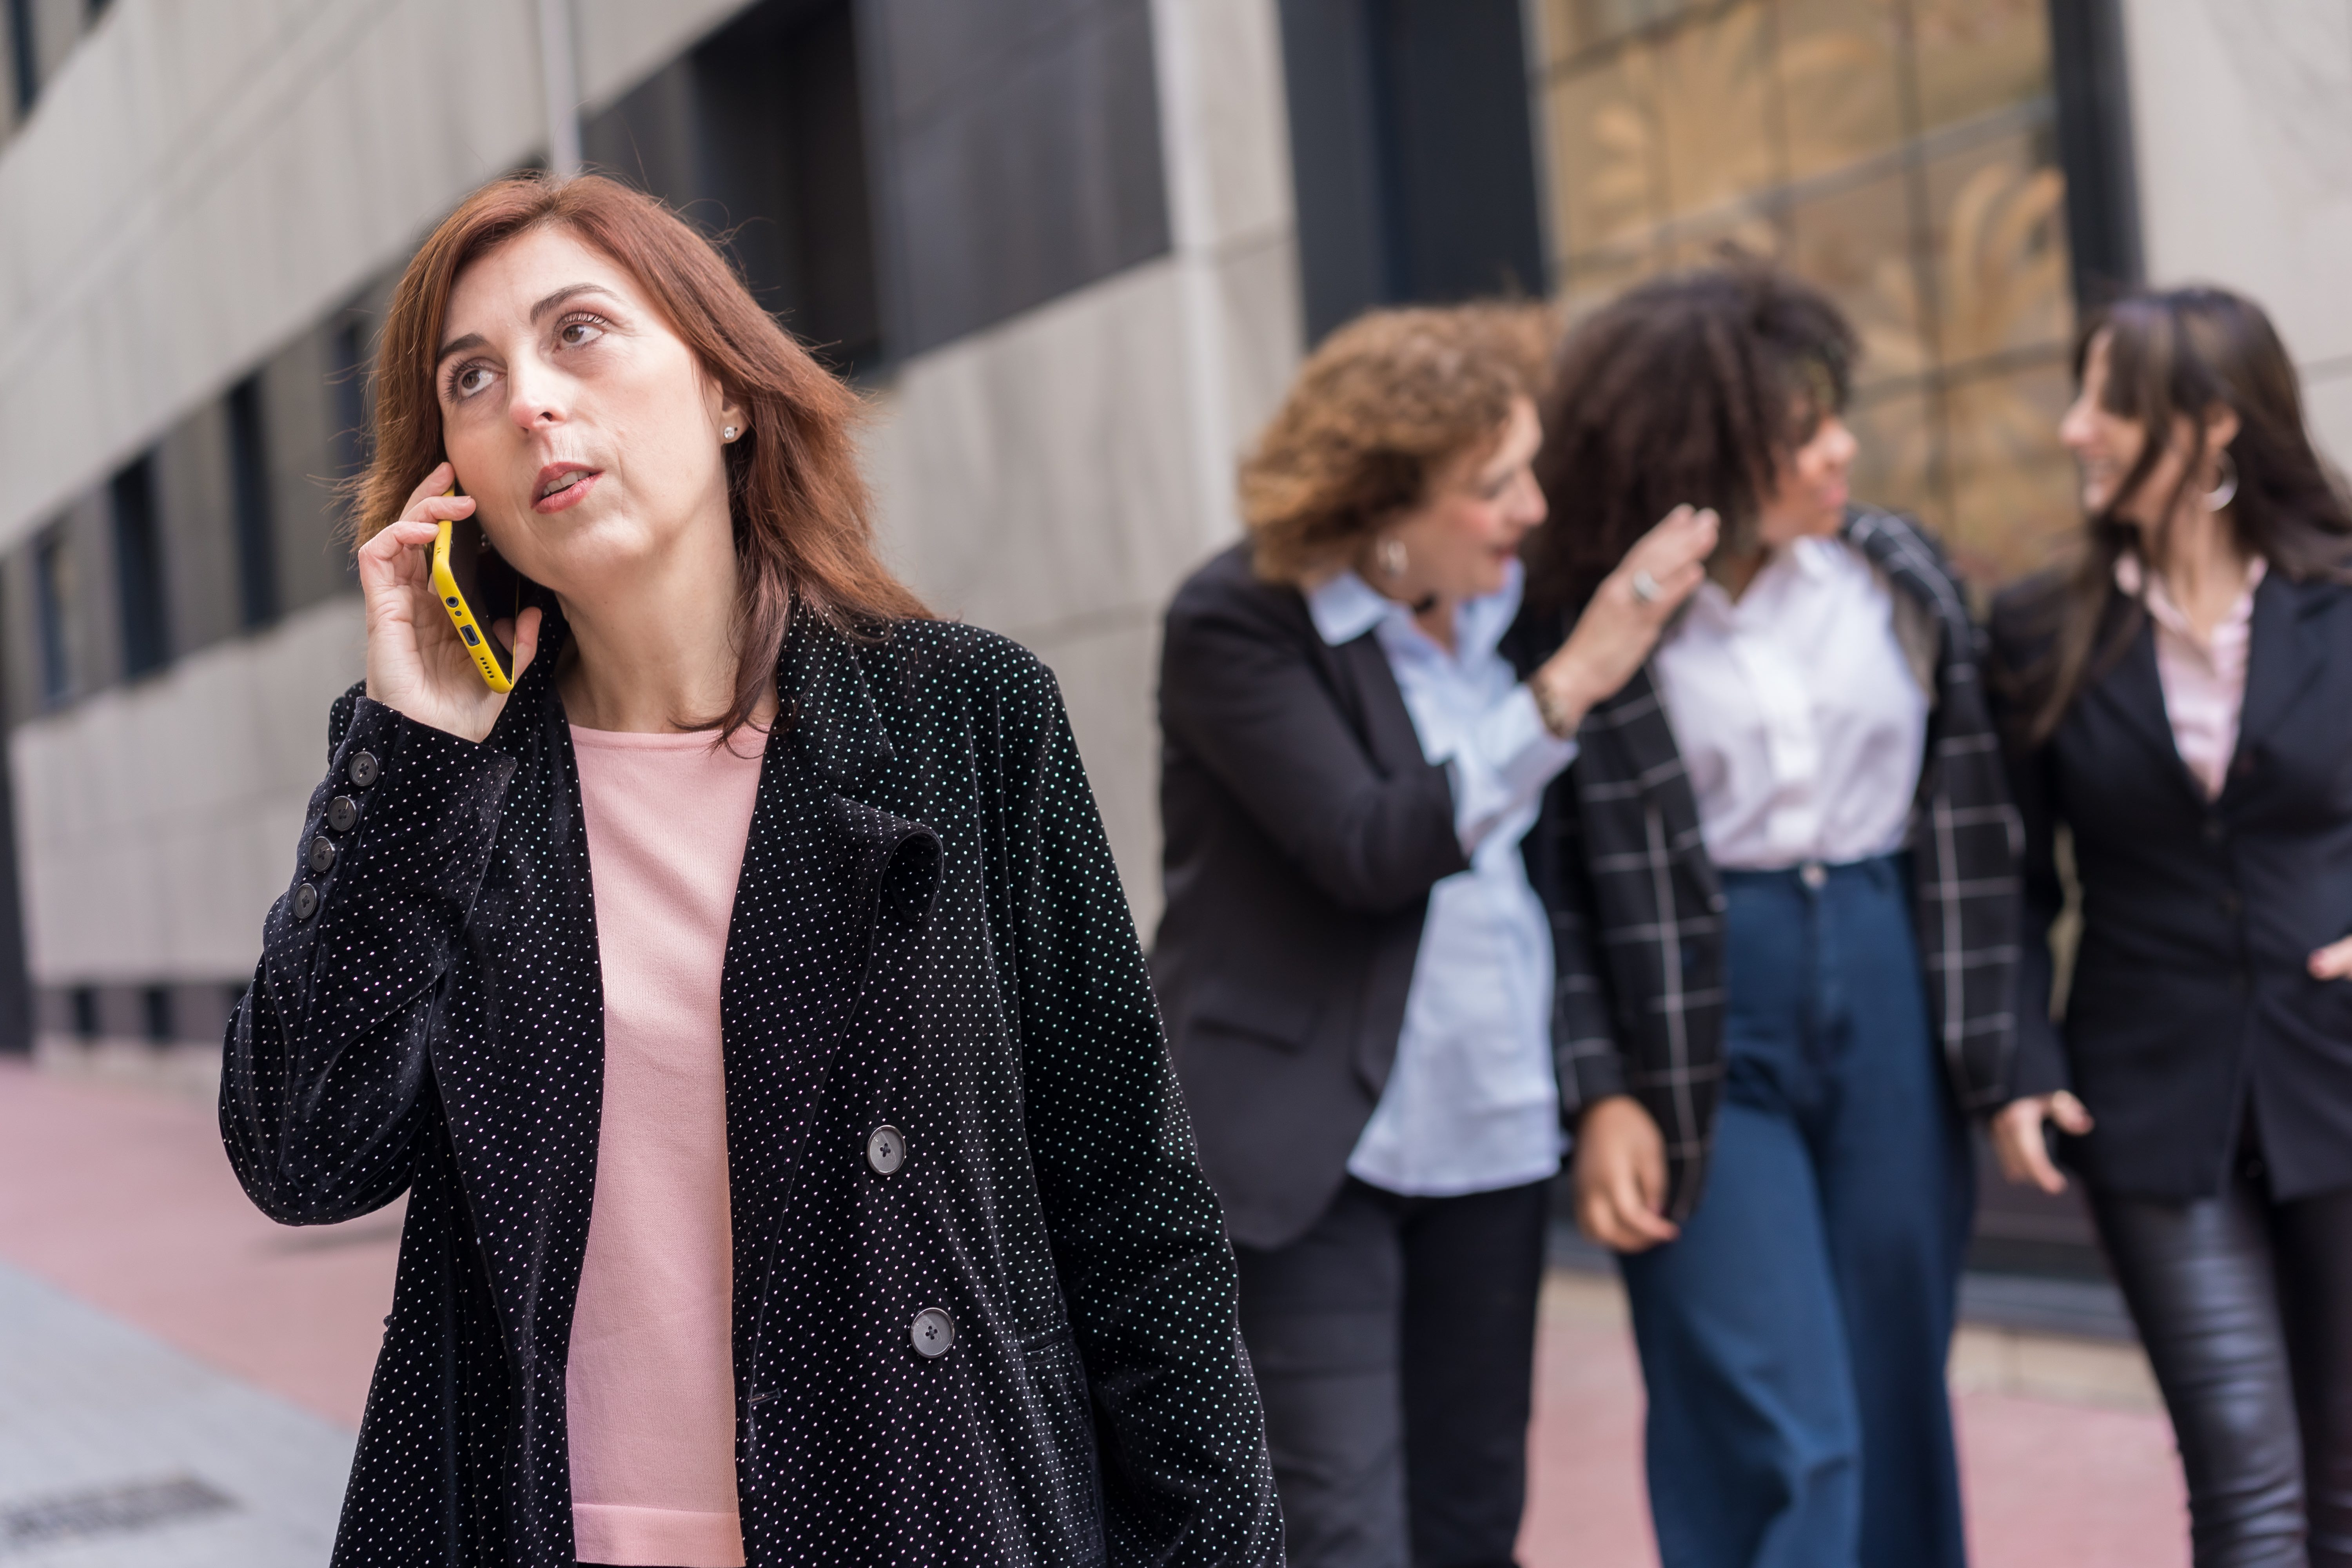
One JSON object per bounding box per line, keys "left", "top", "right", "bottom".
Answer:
{"left": 564, "top": 724, "right": 767, "bottom": 1568}
{"left": 2119, "top": 554, "right": 2266, "bottom": 800}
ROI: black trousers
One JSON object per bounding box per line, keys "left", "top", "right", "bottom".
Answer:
{"left": 2092, "top": 1140, "right": 2352, "bottom": 1568}
{"left": 1233, "top": 1176, "right": 1549, "bottom": 1568}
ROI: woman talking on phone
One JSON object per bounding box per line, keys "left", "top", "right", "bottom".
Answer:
{"left": 218, "top": 172, "right": 1279, "bottom": 1568}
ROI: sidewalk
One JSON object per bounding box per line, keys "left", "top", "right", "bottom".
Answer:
{"left": 0, "top": 1058, "right": 2189, "bottom": 1565}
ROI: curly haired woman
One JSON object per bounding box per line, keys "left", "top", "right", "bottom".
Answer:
{"left": 1515, "top": 263, "right": 2020, "bottom": 1568}
{"left": 1152, "top": 303, "right": 1715, "bottom": 1568}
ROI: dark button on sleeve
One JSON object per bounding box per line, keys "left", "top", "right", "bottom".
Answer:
{"left": 292, "top": 884, "right": 319, "bottom": 921}
{"left": 348, "top": 750, "right": 381, "bottom": 788}
{"left": 308, "top": 836, "right": 338, "bottom": 875}
{"left": 867, "top": 1125, "right": 906, "bottom": 1175}
{"left": 327, "top": 796, "right": 359, "bottom": 833}
{"left": 911, "top": 1307, "right": 955, "bottom": 1358}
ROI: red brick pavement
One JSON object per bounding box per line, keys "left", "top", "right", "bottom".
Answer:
{"left": 0, "top": 1058, "right": 2189, "bottom": 1564}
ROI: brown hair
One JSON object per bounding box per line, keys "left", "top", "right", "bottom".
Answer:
{"left": 1523, "top": 260, "right": 1857, "bottom": 617}
{"left": 2007, "top": 286, "right": 2352, "bottom": 742}
{"left": 357, "top": 172, "right": 928, "bottom": 736}
{"left": 1238, "top": 303, "right": 1558, "bottom": 583}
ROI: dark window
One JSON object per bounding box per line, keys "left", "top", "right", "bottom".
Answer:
{"left": 1279, "top": 0, "right": 1545, "bottom": 341}
{"left": 226, "top": 376, "right": 279, "bottom": 629}
{"left": 696, "top": 0, "right": 883, "bottom": 367}
{"left": 32, "top": 526, "right": 74, "bottom": 707}
{"left": 6, "top": 0, "right": 36, "bottom": 118}
{"left": 141, "top": 985, "right": 172, "bottom": 1045}
{"left": 584, "top": 0, "right": 886, "bottom": 369}
{"left": 863, "top": 0, "right": 1170, "bottom": 356}
{"left": 110, "top": 456, "right": 171, "bottom": 679}
{"left": 330, "top": 318, "right": 371, "bottom": 481}
{"left": 70, "top": 985, "right": 97, "bottom": 1040}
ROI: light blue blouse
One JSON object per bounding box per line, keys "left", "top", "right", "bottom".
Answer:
{"left": 1307, "top": 563, "right": 1579, "bottom": 1198}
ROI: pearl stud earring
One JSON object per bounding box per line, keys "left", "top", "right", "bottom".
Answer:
{"left": 722, "top": 425, "right": 740, "bottom": 442}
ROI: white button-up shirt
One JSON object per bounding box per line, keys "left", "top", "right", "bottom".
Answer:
{"left": 1650, "top": 535, "right": 1927, "bottom": 871}
{"left": 1307, "top": 562, "right": 1579, "bottom": 1197}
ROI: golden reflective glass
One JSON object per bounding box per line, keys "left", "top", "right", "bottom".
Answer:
{"left": 1784, "top": 172, "right": 1928, "bottom": 386}
{"left": 1653, "top": 6, "right": 1779, "bottom": 225}
{"left": 1846, "top": 389, "right": 1944, "bottom": 537}
{"left": 1562, "top": 247, "right": 1661, "bottom": 318}
{"left": 1532, "top": 0, "right": 2077, "bottom": 581}
{"left": 1922, "top": 131, "right": 2072, "bottom": 371}
{"left": 1541, "top": 0, "right": 1704, "bottom": 65}
{"left": 1669, "top": 214, "right": 1786, "bottom": 273}
{"left": 1548, "top": 50, "right": 1665, "bottom": 257}
{"left": 1775, "top": 0, "right": 1902, "bottom": 180}
{"left": 1944, "top": 361, "right": 2079, "bottom": 581}
{"left": 1911, "top": 0, "right": 2053, "bottom": 135}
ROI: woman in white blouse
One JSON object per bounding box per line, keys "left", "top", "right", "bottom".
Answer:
{"left": 1513, "top": 263, "right": 2022, "bottom": 1568}
{"left": 1990, "top": 287, "right": 2352, "bottom": 1568}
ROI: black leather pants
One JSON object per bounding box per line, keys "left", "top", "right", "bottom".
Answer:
{"left": 2092, "top": 1147, "right": 2352, "bottom": 1567}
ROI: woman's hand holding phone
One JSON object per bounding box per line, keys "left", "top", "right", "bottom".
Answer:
{"left": 360, "top": 462, "right": 543, "bottom": 744}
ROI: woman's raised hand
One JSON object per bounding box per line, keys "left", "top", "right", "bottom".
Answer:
{"left": 359, "top": 463, "right": 542, "bottom": 744}
{"left": 1530, "top": 505, "right": 1719, "bottom": 737}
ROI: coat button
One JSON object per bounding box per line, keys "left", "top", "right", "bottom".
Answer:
{"left": 349, "top": 750, "right": 381, "bottom": 788}
{"left": 293, "top": 884, "right": 319, "bottom": 921}
{"left": 911, "top": 1307, "right": 955, "bottom": 1358}
{"left": 2203, "top": 818, "right": 2226, "bottom": 846}
{"left": 867, "top": 1125, "right": 906, "bottom": 1175}
{"left": 2220, "top": 890, "right": 2243, "bottom": 917}
{"left": 327, "top": 796, "right": 359, "bottom": 833}
{"left": 308, "top": 836, "right": 338, "bottom": 875}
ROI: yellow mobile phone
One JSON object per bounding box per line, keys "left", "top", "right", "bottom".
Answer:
{"left": 428, "top": 487, "right": 518, "bottom": 692}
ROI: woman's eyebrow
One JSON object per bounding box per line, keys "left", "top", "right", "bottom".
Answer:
{"left": 435, "top": 284, "right": 624, "bottom": 362}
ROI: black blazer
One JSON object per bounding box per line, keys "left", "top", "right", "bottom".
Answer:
{"left": 221, "top": 608, "right": 1281, "bottom": 1567}
{"left": 1992, "top": 568, "right": 2352, "bottom": 1203}
{"left": 1151, "top": 543, "right": 1468, "bottom": 1250}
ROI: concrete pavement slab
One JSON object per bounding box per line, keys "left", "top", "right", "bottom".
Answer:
{"left": 0, "top": 1259, "right": 352, "bottom": 1568}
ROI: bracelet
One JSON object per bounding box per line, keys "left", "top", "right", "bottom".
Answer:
{"left": 1530, "top": 669, "right": 1581, "bottom": 740}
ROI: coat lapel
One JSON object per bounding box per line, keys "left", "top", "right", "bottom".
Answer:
{"left": 1338, "top": 631, "right": 1431, "bottom": 777}
{"left": 2091, "top": 617, "right": 2207, "bottom": 803}
{"left": 721, "top": 610, "right": 941, "bottom": 1323}
{"left": 2229, "top": 569, "right": 2329, "bottom": 776}
{"left": 424, "top": 613, "right": 608, "bottom": 1411}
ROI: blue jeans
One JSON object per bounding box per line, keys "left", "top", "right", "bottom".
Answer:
{"left": 1619, "top": 855, "right": 1973, "bottom": 1568}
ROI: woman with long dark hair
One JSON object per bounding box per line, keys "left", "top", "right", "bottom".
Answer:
{"left": 1989, "top": 286, "right": 2352, "bottom": 1567}
{"left": 1514, "top": 262, "right": 2020, "bottom": 1568}
{"left": 219, "top": 172, "right": 1280, "bottom": 1568}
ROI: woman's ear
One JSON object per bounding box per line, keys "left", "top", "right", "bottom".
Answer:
{"left": 2205, "top": 403, "right": 2242, "bottom": 455}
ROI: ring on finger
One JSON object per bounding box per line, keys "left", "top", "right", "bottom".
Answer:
{"left": 1630, "top": 568, "right": 1662, "bottom": 604}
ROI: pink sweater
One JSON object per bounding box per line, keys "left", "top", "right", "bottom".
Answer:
{"left": 565, "top": 724, "right": 766, "bottom": 1568}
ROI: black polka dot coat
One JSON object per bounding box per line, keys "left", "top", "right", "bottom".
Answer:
{"left": 220, "top": 606, "right": 1282, "bottom": 1568}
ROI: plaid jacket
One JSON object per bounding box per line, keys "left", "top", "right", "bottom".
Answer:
{"left": 1511, "top": 509, "right": 2022, "bottom": 1220}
